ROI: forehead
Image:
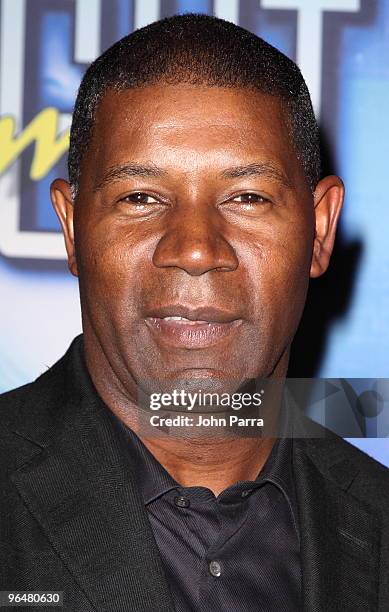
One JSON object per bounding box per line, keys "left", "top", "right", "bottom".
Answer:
{"left": 87, "top": 85, "right": 299, "bottom": 179}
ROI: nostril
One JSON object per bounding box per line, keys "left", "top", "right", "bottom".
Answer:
{"left": 152, "top": 224, "right": 238, "bottom": 275}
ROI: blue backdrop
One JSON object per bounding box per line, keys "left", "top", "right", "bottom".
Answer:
{"left": 0, "top": 0, "right": 388, "bottom": 465}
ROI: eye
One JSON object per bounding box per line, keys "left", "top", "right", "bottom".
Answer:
{"left": 120, "top": 192, "right": 159, "bottom": 205}
{"left": 230, "top": 193, "right": 269, "bottom": 205}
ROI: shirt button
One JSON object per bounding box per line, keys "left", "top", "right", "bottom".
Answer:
{"left": 209, "top": 560, "right": 222, "bottom": 577}
{"left": 241, "top": 489, "right": 252, "bottom": 498}
{"left": 174, "top": 495, "right": 190, "bottom": 508}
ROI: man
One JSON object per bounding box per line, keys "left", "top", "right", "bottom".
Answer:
{"left": 1, "top": 13, "right": 388, "bottom": 612}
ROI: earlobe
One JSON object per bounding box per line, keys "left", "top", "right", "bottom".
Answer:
{"left": 310, "top": 175, "right": 344, "bottom": 278}
{"left": 50, "top": 178, "right": 78, "bottom": 277}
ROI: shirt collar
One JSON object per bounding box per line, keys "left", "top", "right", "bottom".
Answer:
{"left": 112, "top": 416, "right": 178, "bottom": 504}
{"left": 106, "top": 403, "right": 297, "bottom": 522}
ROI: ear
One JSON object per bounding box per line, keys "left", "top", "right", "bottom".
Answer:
{"left": 50, "top": 179, "right": 78, "bottom": 277}
{"left": 310, "top": 175, "right": 344, "bottom": 278}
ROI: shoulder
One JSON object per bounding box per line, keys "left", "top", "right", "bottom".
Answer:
{"left": 0, "top": 337, "right": 82, "bottom": 468}
{"left": 0, "top": 360, "right": 65, "bottom": 431}
{"left": 0, "top": 334, "right": 83, "bottom": 418}
{"left": 0, "top": 381, "right": 37, "bottom": 444}
{"left": 296, "top": 417, "right": 389, "bottom": 509}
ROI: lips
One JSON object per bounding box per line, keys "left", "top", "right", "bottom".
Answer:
{"left": 160, "top": 316, "right": 212, "bottom": 325}
{"left": 144, "top": 304, "right": 243, "bottom": 349}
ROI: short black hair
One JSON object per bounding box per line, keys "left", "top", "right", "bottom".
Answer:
{"left": 68, "top": 13, "right": 321, "bottom": 195}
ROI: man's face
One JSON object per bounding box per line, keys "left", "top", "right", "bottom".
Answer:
{"left": 52, "top": 85, "right": 342, "bottom": 399}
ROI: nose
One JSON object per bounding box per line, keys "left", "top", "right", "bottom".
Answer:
{"left": 152, "top": 207, "right": 238, "bottom": 276}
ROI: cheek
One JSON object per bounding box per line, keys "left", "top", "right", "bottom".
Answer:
{"left": 241, "top": 217, "right": 313, "bottom": 332}
{"left": 74, "top": 219, "right": 147, "bottom": 318}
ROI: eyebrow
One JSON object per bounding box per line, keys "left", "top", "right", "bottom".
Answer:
{"left": 94, "top": 162, "right": 168, "bottom": 191}
{"left": 220, "top": 162, "right": 292, "bottom": 189}
{"left": 94, "top": 160, "right": 292, "bottom": 191}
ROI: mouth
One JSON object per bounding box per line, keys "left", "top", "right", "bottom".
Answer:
{"left": 144, "top": 305, "right": 243, "bottom": 349}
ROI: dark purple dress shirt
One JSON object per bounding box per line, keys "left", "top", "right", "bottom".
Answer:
{"left": 106, "top": 409, "right": 302, "bottom": 612}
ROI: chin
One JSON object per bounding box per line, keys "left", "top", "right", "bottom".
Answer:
{"left": 134, "top": 368, "right": 246, "bottom": 399}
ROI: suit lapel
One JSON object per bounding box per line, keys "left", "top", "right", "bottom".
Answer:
{"left": 293, "top": 437, "right": 381, "bottom": 612}
{"left": 10, "top": 338, "right": 175, "bottom": 612}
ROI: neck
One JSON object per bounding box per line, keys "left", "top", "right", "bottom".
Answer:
{"left": 140, "top": 435, "right": 277, "bottom": 496}
{"left": 82, "top": 328, "right": 289, "bottom": 496}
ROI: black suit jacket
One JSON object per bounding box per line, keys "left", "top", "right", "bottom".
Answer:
{"left": 1, "top": 335, "right": 389, "bottom": 611}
